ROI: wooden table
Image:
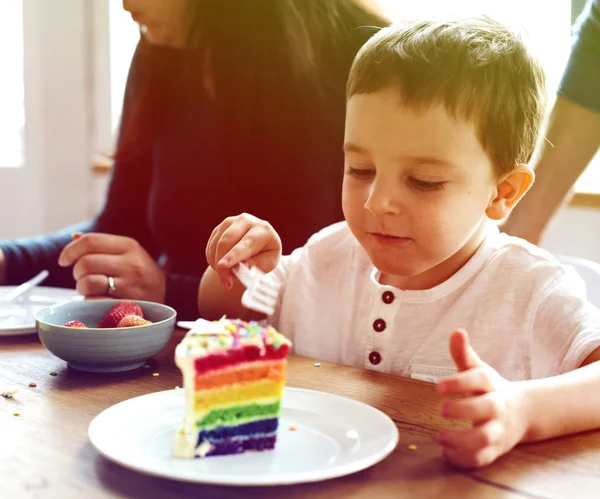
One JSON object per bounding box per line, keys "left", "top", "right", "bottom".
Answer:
{"left": 2, "top": 330, "right": 600, "bottom": 499}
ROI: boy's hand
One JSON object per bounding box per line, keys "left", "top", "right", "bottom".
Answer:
{"left": 436, "top": 330, "right": 529, "bottom": 468}
{"left": 206, "top": 213, "right": 281, "bottom": 290}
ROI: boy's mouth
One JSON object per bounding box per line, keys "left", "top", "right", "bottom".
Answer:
{"left": 368, "top": 232, "right": 413, "bottom": 248}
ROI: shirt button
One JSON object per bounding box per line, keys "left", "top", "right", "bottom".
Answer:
{"left": 382, "top": 291, "right": 395, "bottom": 304}
{"left": 373, "top": 318, "right": 386, "bottom": 332}
{"left": 369, "top": 351, "right": 382, "bottom": 365}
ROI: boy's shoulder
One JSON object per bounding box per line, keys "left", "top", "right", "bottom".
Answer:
{"left": 491, "top": 231, "right": 562, "bottom": 268}
{"left": 485, "top": 229, "right": 584, "bottom": 293}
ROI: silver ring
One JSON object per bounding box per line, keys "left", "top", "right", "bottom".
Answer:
{"left": 107, "top": 276, "right": 116, "bottom": 296}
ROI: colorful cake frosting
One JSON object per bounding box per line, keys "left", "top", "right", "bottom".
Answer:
{"left": 173, "top": 318, "right": 292, "bottom": 458}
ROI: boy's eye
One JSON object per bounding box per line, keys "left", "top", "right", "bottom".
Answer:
{"left": 345, "top": 166, "right": 375, "bottom": 180}
{"left": 408, "top": 177, "right": 446, "bottom": 191}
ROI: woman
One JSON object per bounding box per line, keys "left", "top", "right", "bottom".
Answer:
{"left": 0, "top": 0, "right": 389, "bottom": 319}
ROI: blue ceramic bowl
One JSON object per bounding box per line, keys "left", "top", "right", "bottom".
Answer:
{"left": 35, "top": 299, "right": 177, "bottom": 372}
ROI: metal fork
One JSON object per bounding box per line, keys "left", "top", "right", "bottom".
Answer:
{"left": 231, "top": 262, "right": 280, "bottom": 316}
{"left": 2, "top": 270, "right": 49, "bottom": 303}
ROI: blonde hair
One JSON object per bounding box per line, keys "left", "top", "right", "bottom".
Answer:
{"left": 347, "top": 17, "right": 547, "bottom": 175}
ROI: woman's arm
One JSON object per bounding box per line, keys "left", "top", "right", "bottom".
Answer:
{"left": 0, "top": 222, "right": 92, "bottom": 287}
{"left": 503, "top": 96, "right": 600, "bottom": 243}
{"left": 503, "top": 0, "right": 600, "bottom": 244}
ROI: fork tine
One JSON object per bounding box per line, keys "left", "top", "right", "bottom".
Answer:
{"left": 255, "top": 283, "right": 279, "bottom": 299}
{"left": 234, "top": 262, "right": 280, "bottom": 316}
{"left": 242, "top": 284, "right": 278, "bottom": 307}
{"left": 241, "top": 292, "right": 274, "bottom": 316}
{"left": 245, "top": 288, "right": 277, "bottom": 307}
{"left": 252, "top": 293, "right": 277, "bottom": 308}
{"left": 231, "top": 264, "right": 253, "bottom": 288}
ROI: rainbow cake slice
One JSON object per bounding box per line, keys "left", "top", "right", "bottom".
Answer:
{"left": 173, "top": 318, "right": 291, "bottom": 458}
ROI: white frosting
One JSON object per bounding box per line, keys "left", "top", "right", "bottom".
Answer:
{"left": 194, "top": 441, "right": 213, "bottom": 458}
{"left": 1, "top": 387, "right": 19, "bottom": 398}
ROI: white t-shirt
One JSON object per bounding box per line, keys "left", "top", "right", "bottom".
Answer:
{"left": 268, "top": 222, "right": 600, "bottom": 382}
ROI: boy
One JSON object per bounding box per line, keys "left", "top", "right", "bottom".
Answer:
{"left": 198, "top": 18, "right": 600, "bottom": 468}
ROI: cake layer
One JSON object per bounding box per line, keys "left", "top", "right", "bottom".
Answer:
{"left": 198, "top": 418, "right": 278, "bottom": 441}
{"left": 204, "top": 435, "right": 277, "bottom": 457}
{"left": 194, "top": 344, "right": 290, "bottom": 375}
{"left": 195, "top": 361, "right": 285, "bottom": 390}
{"left": 197, "top": 401, "right": 281, "bottom": 428}
{"left": 194, "top": 379, "right": 284, "bottom": 412}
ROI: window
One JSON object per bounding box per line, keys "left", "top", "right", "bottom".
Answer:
{"left": 108, "top": 0, "right": 140, "bottom": 135}
{"left": 0, "top": 1, "right": 94, "bottom": 238}
{"left": 0, "top": 1, "right": 24, "bottom": 168}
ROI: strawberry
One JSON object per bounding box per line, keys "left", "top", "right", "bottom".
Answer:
{"left": 117, "top": 315, "right": 152, "bottom": 328}
{"left": 98, "top": 301, "right": 144, "bottom": 328}
{"left": 64, "top": 320, "right": 86, "bottom": 328}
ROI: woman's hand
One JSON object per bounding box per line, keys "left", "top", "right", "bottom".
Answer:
{"left": 58, "top": 232, "right": 166, "bottom": 303}
{"left": 206, "top": 213, "right": 281, "bottom": 289}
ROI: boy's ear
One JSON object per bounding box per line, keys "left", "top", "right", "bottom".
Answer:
{"left": 486, "top": 164, "right": 535, "bottom": 221}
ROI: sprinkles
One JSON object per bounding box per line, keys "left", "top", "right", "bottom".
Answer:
{"left": 181, "top": 318, "right": 291, "bottom": 354}
{"left": 49, "top": 372, "right": 57, "bottom": 377}
{"left": 314, "top": 363, "right": 321, "bottom": 367}
{"left": 152, "top": 373, "right": 160, "bottom": 377}
{"left": 408, "top": 444, "right": 418, "bottom": 451}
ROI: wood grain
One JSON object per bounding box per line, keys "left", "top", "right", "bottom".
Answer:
{"left": 2, "top": 330, "right": 600, "bottom": 498}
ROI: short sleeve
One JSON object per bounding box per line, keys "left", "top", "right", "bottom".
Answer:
{"left": 531, "top": 265, "right": 600, "bottom": 377}
{"left": 558, "top": 0, "right": 600, "bottom": 112}
{"left": 264, "top": 222, "right": 349, "bottom": 327}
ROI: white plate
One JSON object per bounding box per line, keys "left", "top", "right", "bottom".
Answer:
{"left": 89, "top": 387, "right": 399, "bottom": 486}
{"left": 0, "top": 286, "right": 81, "bottom": 336}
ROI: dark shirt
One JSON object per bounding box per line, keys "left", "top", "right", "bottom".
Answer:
{"left": 0, "top": 25, "right": 380, "bottom": 319}
{"left": 559, "top": 0, "right": 600, "bottom": 111}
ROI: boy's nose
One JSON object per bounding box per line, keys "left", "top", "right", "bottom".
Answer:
{"left": 364, "top": 182, "right": 401, "bottom": 216}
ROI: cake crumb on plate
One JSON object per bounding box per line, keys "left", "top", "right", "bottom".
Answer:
{"left": 1, "top": 387, "right": 19, "bottom": 398}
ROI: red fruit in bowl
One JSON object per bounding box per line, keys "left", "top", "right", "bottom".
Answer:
{"left": 98, "top": 301, "right": 144, "bottom": 328}
{"left": 117, "top": 315, "right": 152, "bottom": 328}
{"left": 64, "top": 321, "right": 86, "bottom": 328}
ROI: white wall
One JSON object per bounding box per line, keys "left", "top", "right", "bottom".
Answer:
{"left": 542, "top": 207, "right": 600, "bottom": 261}
{"left": 0, "top": 0, "right": 94, "bottom": 239}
